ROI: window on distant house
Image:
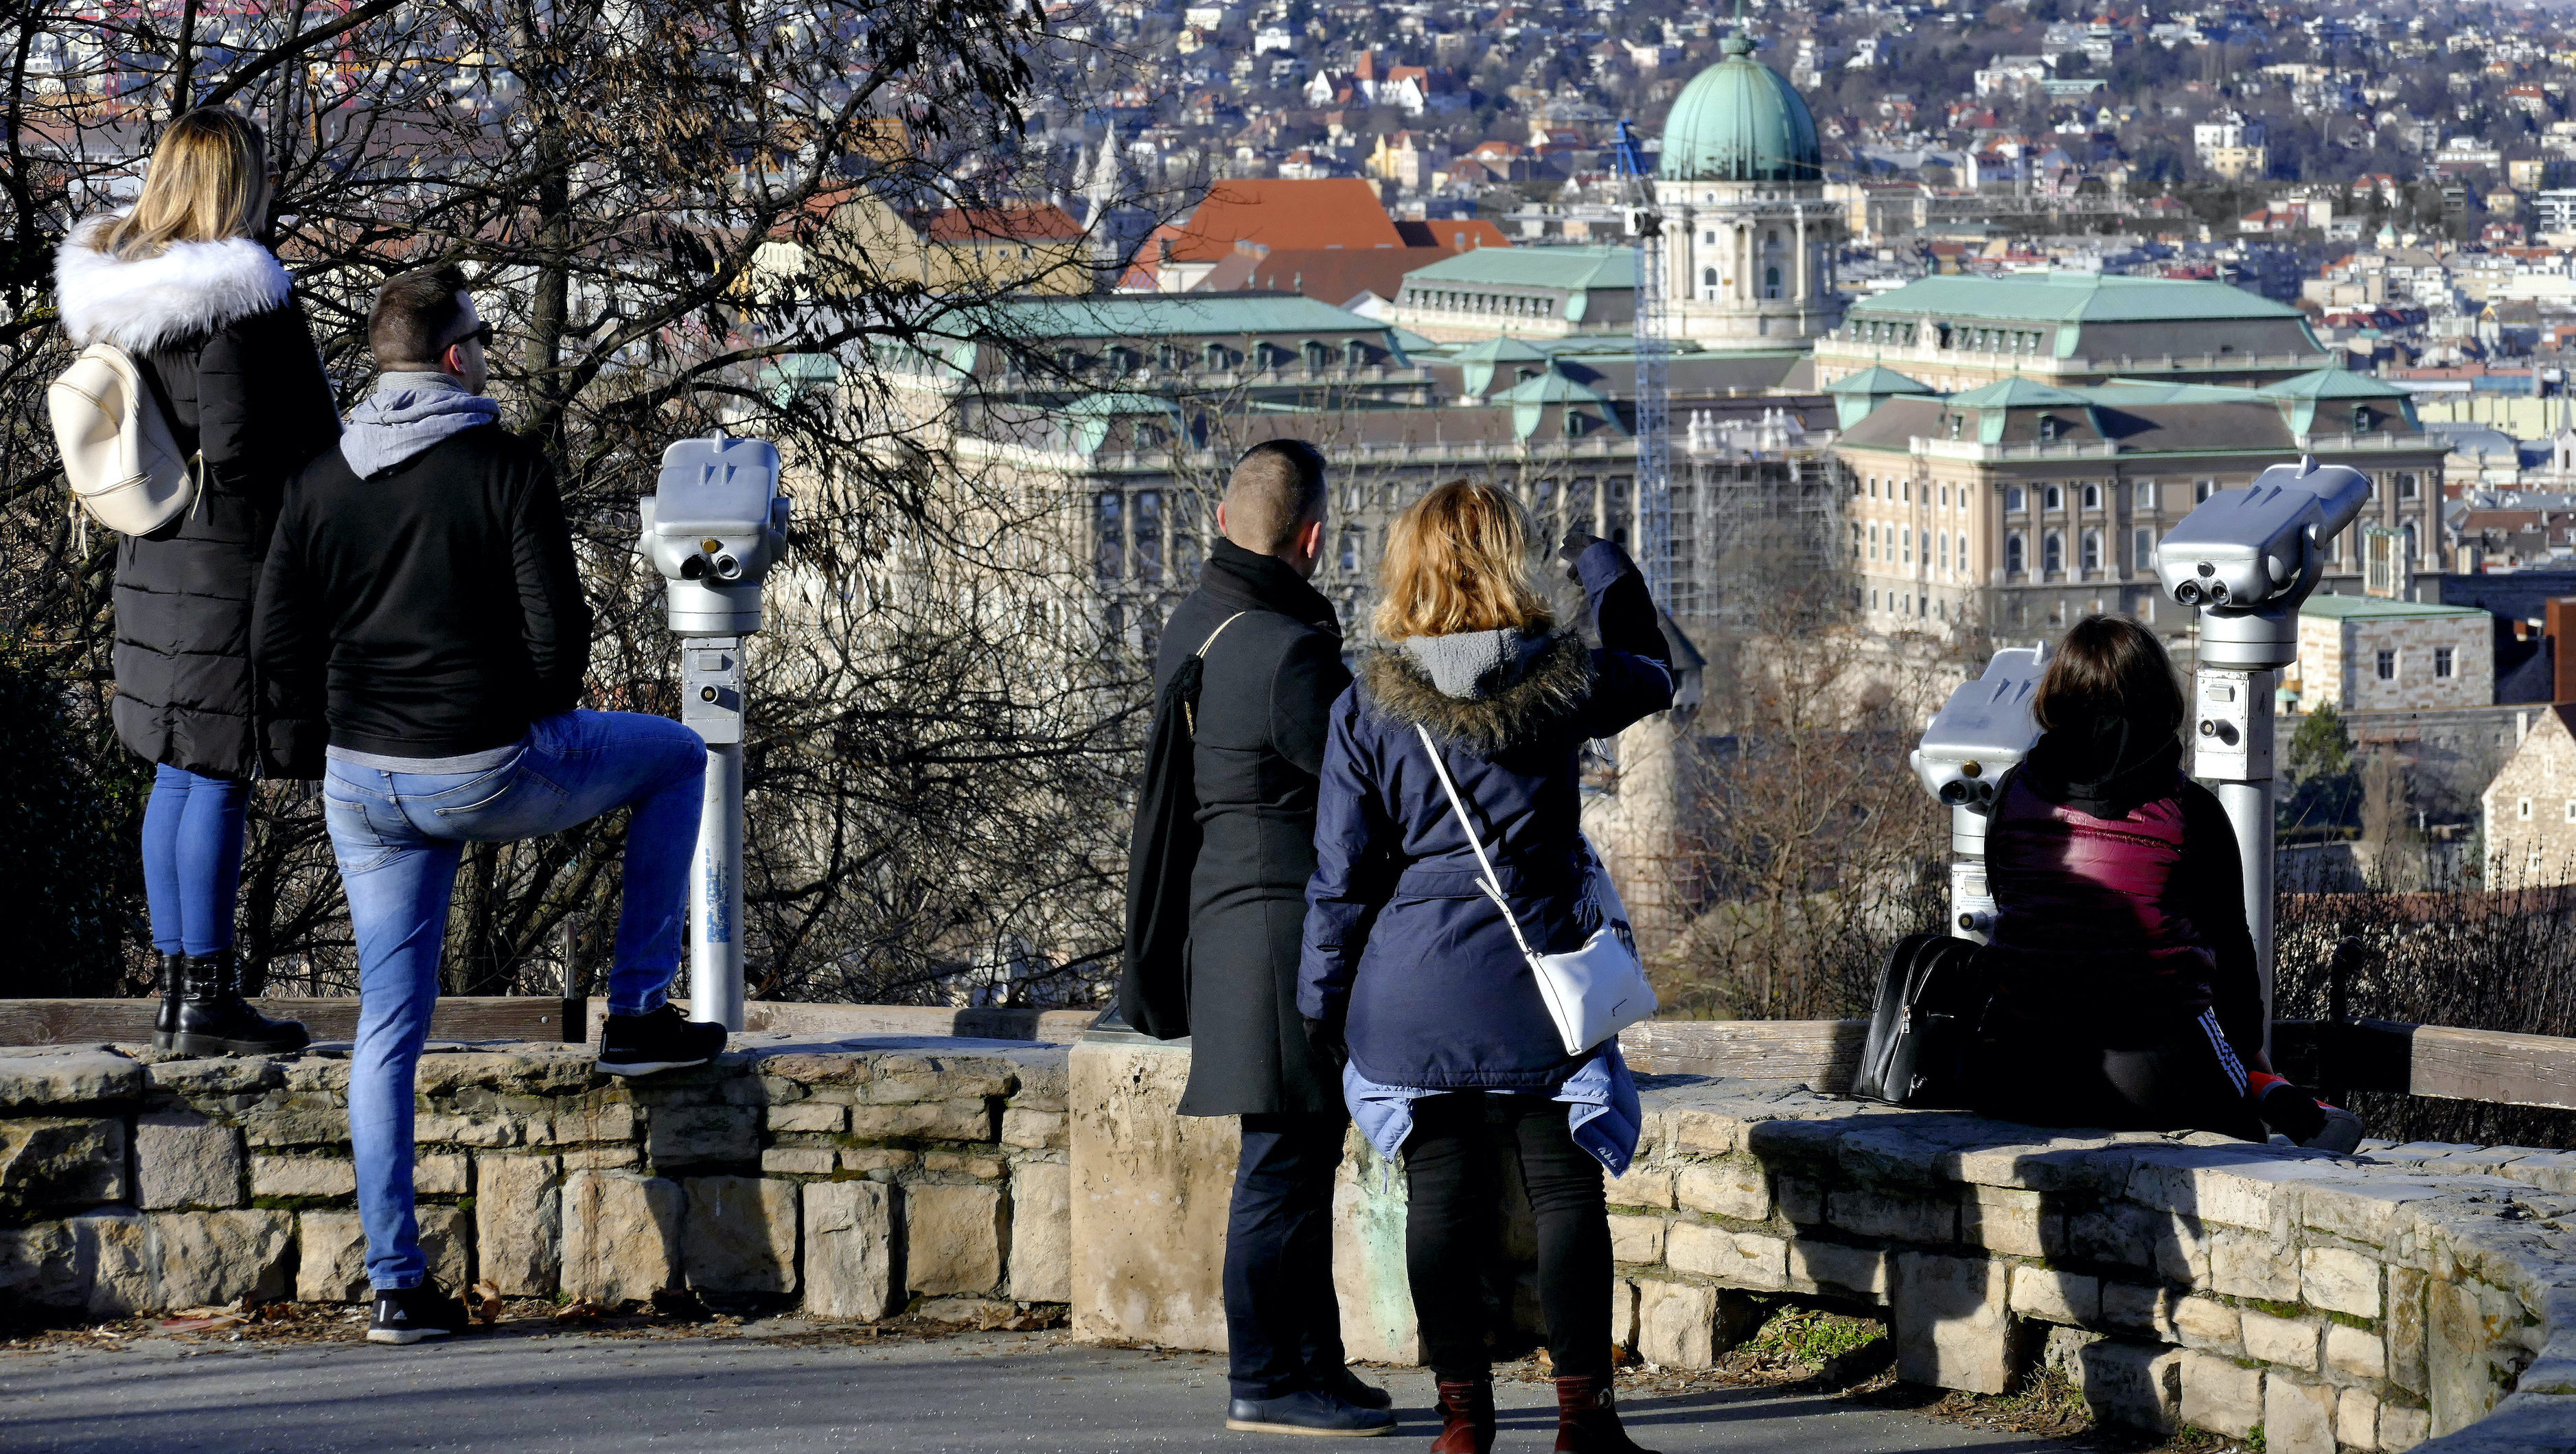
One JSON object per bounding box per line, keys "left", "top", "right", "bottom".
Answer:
{"left": 2135, "top": 480, "right": 2157, "bottom": 510}
{"left": 2436, "top": 645, "right": 2455, "bottom": 678}
{"left": 2082, "top": 529, "right": 2102, "bottom": 573}
{"left": 2377, "top": 649, "right": 2397, "bottom": 680}
{"left": 2082, "top": 482, "right": 2102, "bottom": 510}
{"left": 2044, "top": 484, "right": 2063, "bottom": 510}
{"left": 2133, "top": 527, "right": 2154, "bottom": 573}
{"left": 2043, "top": 531, "right": 2063, "bottom": 575}
{"left": 2006, "top": 532, "right": 2025, "bottom": 574}
{"left": 2520, "top": 797, "right": 2534, "bottom": 821}
{"left": 2195, "top": 478, "right": 2216, "bottom": 502}
{"left": 2005, "top": 485, "right": 2025, "bottom": 512}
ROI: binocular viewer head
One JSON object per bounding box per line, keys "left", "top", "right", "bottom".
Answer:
{"left": 2152, "top": 457, "right": 2369, "bottom": 669}
{"left": 1911, "top": 645, "right": 2048, "bottom": 846}
{"left": 639, "top": 432, "right": 790, "bottom": 636}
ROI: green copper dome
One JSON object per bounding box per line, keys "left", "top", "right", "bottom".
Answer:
{"left": 1658, "top": 34, "right": 1823, "bottom": 183}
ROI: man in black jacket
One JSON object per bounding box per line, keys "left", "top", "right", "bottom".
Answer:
{"left": 252, "top": 267, "right": 728, "bottom": 1346}
{"left": 1149, "top": 441, "right": 1391, "bottom": 1436}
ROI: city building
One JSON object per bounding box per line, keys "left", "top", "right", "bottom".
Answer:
{"left": 2480, "top": 706, "right": 2576, "bottom": 884}
{"left": 1383, "top": 246, "right": 1636, "bottom": 341}
{"left": 2194, "top": 111, "right": 2269, "bottom": 181}
{"left": 2292, "top": 595, "right": 2496, "bottom": 711}
{"left": 1831, "top": 368, "right": 2448, "bottom": 635}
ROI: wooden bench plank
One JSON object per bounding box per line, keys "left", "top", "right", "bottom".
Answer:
{"left": 1619, "top": 1019, "right": 1868, "bottom": 1092}
{"left": 0, "top": 997, "right": 584, "bottom": 1047}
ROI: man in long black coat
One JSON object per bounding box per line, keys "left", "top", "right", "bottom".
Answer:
{"left": 1151, "top": 441, "right": 1392, "bottom": 1437}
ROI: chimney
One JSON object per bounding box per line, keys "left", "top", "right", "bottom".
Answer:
{"left": 2552, "top": 597, "right": 2576, "bottom": 704}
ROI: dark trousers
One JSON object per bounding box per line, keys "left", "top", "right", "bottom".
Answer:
{"left": 1402, "top": 1091, "right": 1611, "bottom": 1384}
{"left": 1976, "top": 1008, "right": 2264, "bottom": 1141}
{"left": 1226, "top": 1110, "right": 1351, "bottom": 1400}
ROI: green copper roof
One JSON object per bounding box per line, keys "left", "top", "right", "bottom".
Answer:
{"left": 1847, "top": 273, "right": 2306, "bottom": 324}
{"left": 2299, "top": 592, "right": 2479, "bottom": 620}
{"left": 1451, "top": 336, "right": 1551, "bottom": 364}
{"left": 1500, "top": 371, "right": 1611, "bottom": 406}
{"left": 1658, "top": 33, "right": 1824, "bottom": 183}
{"left": 1401, "top": 245, "right": 1633, "bottom": 290}
{"left": 1946, "top": 377, "right": 2093, "bottom": 408}
{"left": 2257, "top": 369, "right": 2413, "bottom": 400}
{"left": 1825, "top": 365, "right": 1933, "bottom": 395}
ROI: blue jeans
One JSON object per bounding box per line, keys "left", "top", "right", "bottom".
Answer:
{"left": 141, "top": 765, "right": 248, "bottom": 957}
{"left": 324, "top": 709, "right": 707, "bottom": 1289}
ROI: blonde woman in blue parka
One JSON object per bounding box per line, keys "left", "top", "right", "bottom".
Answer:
{"left": 1298, "top": 480, "right": 1672, "bottom": 1454}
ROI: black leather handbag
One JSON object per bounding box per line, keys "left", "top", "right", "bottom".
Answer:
{"left": 1852, "top": 932, "right": 1992, "bottom": 1107}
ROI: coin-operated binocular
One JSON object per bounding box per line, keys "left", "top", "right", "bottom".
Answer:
{"left": 638, "top": 432, "right": 790, "bottom": 1032}
{"left": 1909, "top": 645, "right": 2047, "bottom": 943}
{"left": 2154, "top": 456, "right": 2371, "bottom": 1051}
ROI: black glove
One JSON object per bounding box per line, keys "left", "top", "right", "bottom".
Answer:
{"left": 1302, "top": 1015, "right": 1349, "bottom": 1074}
{"left": 1556, "top": 527, "right": 1602, "bottom": 581}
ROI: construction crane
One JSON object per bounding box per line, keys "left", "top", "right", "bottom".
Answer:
{"left": 1613, "top": 118, "right": 1672, "bottom": 614}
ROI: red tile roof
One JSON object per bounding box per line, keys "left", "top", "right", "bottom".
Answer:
{"left": 1147, "top": 178, "right": 1408, "bottom": 264}
{"left": 923, "top": 203, "right": 1084, "bottom": 242}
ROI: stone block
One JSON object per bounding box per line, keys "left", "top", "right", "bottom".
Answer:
{"left": 475, "top": 1154, "right": 561, "bottom": 1297}
{"left": 760, "top": 1148, "right": 836, "bottom": 1175}
{"left": 1827, "top": 1188, "right": 1955, "bottom": 1244}
{"left": 2241, "top": 1308, "right": 2321, "bottom": 1370}
{"left": 2326, "top": 1322, "right": 2387, "bottom": 1381}
{"left": 2071, "top": 1339, "right": 2183, "bottom": 1433}
{"left": 2147, "top": 1212, "right": 2211, "bottom": 1284}
{"left": 2339, "top": 1387, "right": 2382, "bottom": 1451}
{"left": 1666, "top": 1108, "right": 1744, "bottom": 1155}
{"left": 2007, "top": 1267, "right": 2098, "bottom": 1326}
{"left": 74, "top": 1209, "right": 151, "bottom": 1316}
{"left": 0, "top": 1117, "right": 126, "bottom": 1211}
{"left": 559, "top": 1145, "right": 639, "bottom": 1172}
{"left": 416, "top": 1153, "right": 471, "bottom": 1197}
{"left": 645, "top": 1105, "right": 758, "bottom": 1165}
{"left": 2097, "top": 1282, "right": 2177, "bottom": 1338}
{"left": 766, "top": 1103, "right": 847, "bottom": 1135}
{"left": 1637, "top": 1278, "right": 1721, "bottom": 1369}
{"left": 410, "top": 1110, "right": 522, "bottom": 1148}
{"left": 1962, "top": 1185, "right": 2048, "bottom": 1257}
{"left": 2125, "top": 1150, "right": 2286, "bottom": 1230}
{"left": 2171, "top": 1295, "right": 2240, "bottom": 1354}
{"left": 1001, "top": 1109, "right": 1066, "bottom": 1149}
{"left": 1789, "top": 1240, "right": 1888, "bottom": 1301}
{"left": 561, "top": 1169, "right": 682, "bottom": 1304}
{"left": 0, "top": 1051, "right": 145, "bottom": 1109}
{"left": 1009, "top": 1160, "right": 1071, "bottom": 1303}
{"left": 134, "top": 1110, "right": 244, "bottom": 1210}
{"left": 2297, "top": 1180, "right": 2446, "bottom": 1247}
{"left": 682, "top": 1176, "right": 798, "bottom": 1294}
{"left": 0, "top": 1221, "right": 82, "bottom": 1308}
{"left": 2428, "top": 1277, "right": 2520, "bottom": 1435}
{"left": 1891, "top": 1252, "right": 2017, "bottom": 1394}
{"left": 419, "top": 1204, "right": 474, "bottom": 1291}
{"left": 2380, "top": 1402, "right": 2431, "bottom": 1452}
{"left": 533, "top": 1098, "right": 640, "bottom": 1146}
{"left": 2210, "top": 1226, "right": 2302, "bottom": 1300}
{"left": 1675, "top": 1159, "right": 1767, "bottom": 1221}
{"left": 2301, "top": 1245, "right": 2380, "bottom": 1317}
{"left": 1609, "top": 1279, "right": 1637, "bottom": 1352}
{"left": 851, "top": 1100, "right": 998, "bottom": 1143}
{"left": 1607, "top": 1214, "right": 1665, "bottom": 1265}
{"left": 2063, "top": 1201, "right": 2159, "bottom": 1269}
{"left": 1664, "top": 1223, "right": 1786, "bottom": 1291}
{"left": 805, "top": 1180, "right": 901, "bottom": 1319}
{"left": 250, "top": 1154, "right": 356, "bottom": 1200}
{"left": 1775, "top": 1177, "right": 1824, "bottom": 1225}
{"left": 2387, "top": 1265, "right": 2429, "bottom": 1395}
{"left": 2264, "top": 1374, "right": 2338, "bottom": 1454}
{"left": 920, "top": 1152, "right": 1003, "bottom": 1179}
{"left": 148, "top": 1210, "right": 292, "bottom": 1308}
{"left": 2179, "top": 1350, "right": 2264, "bottom": 1438}
{"left": 841, "top": 1147, "right": 916, "bottom": 1175}
{"left": 906, "top": 1182, "right": 1007, "bottom": 1295}
{"left": 1605, "top": 1166, "right": 1674, "bottom": 1210}
{"left": 297, "top": 1210, "right": 369, "bottom": 1302}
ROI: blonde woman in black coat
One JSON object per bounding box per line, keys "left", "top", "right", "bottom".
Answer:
{"left": 54, "top": 106, "right": 341, "bottom": 1052}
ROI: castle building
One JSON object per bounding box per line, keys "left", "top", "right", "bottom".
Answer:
{"left": 1653, "top": 31, "right": 1844, "bottom": 347}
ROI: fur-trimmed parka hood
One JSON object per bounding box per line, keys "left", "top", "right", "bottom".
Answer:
{"left": 1359, "top": 632, "right": 1591, "bottom": 754}
{"left": 53, "top": 216, "right": 292, "bottom": 352}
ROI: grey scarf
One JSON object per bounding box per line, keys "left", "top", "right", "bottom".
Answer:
{"left": 341, "top": 371, "right": 501, "bottom": 477}
{"left": 1399, "top": 628, "right": 1552, "bottom": 700}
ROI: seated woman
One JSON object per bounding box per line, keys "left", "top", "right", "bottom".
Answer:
{"left": 1976, "top": 614, "right": 2352, "bottom": 1147}
{"left": 1299, "top": 481, "right": 1672, "bottom": 1454}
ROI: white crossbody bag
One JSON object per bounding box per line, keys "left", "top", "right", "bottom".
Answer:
{"left": 1414, "top": 725, "right": 1658, "bottom": 1056}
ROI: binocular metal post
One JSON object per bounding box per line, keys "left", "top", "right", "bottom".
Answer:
{"left": 1911, "top": 647, "right": 2048, "bottom": 945}
{"left": 2194, "top": 667, "right": 2279, "bottom": 1050}
{"left": 641, "top": 433, "right": 790, "bottom": 1033}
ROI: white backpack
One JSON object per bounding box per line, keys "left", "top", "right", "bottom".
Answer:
{"left": 48, "top": 341, "right": 199, "bottom": 541}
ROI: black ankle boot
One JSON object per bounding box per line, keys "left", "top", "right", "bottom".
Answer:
{"left": 169, "top": 950, "right": 310, "bottom": 1056}
{"left": 151, "top": 951, "right": 186, "bottom": 1050}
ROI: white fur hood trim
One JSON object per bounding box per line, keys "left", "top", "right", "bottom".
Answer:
{"left": 53, "top": 217, "right": 292, "bottom": 351}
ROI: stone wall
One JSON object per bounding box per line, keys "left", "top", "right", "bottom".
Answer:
{"left": 1072, "top": 1037, "right": 2576, "bottom": 1454}
{"left": 0, "top": 1035, "right": 1070, "bottom": 1321}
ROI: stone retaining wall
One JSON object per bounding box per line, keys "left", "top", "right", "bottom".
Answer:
{"left": 0, "top": 1035, "right": 1070, "bottom": 1322}
{"left": 1071, "top": 1037, "right": 2576, "bottom": 1454}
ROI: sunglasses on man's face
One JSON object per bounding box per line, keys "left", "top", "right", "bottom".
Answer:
{"left": 446, "top": 321, "right": 494, "bottom": 351}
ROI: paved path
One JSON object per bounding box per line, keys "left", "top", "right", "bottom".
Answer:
{"left": 0, "top": 1328, "right": 2078, "bottom": 1453}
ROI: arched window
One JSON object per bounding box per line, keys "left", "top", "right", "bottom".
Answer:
{"left": 2082, "top": 529, "right": 2101, "bottom": 573}
{"left": 2005, "top": 532, "right": 2026, "bottom": 575}
{"left": 2004, "top": 485, "right": 2025, "bottom": 512}
{"left": 1764, "top": 264, "right": 1780, "bottom": 298}
{"left": 2082, "top": 482, "right": 2101, "bottom": 510}
{"left": 1094, "top": 492, "right": 1125, "bottom": 581}
{"left": 1902, "top": 529, "right": 1913, "bottom": 566}
{"left": 2043, "top": 531, "right": 2064, "bottom": 575}
{"left": 1703, "top": 267, "right": 1717, "bottom": 286}
{"left": 1938, "top": 531, "right": 1950, "bottom": 572}
{"left": 2044, "top": 484, "right": 2063, "bottom": 510}
{"left": 1867, "top": 524, "right": 1879, "bottom": 561}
